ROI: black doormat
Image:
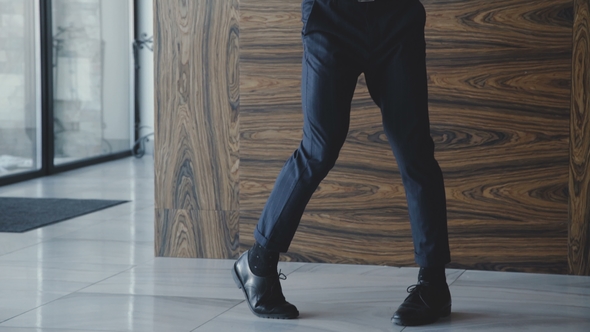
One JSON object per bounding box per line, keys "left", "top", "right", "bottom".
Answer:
{"left": 0, "top": 197, "right": 128, "bottom": 232}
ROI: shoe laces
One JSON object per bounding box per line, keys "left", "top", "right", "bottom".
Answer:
{"left": 278, "top": 269, "right": 287, "bottom": 281}
{"left": 406, "top": 280, "right": 430, "bottom": 294}
{"left": 257, "top": 270, "right": 288, "bottom": 306}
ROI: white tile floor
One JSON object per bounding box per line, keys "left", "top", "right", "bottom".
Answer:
{"left": 0, "top": 157, "right": 588, "bottom": 332}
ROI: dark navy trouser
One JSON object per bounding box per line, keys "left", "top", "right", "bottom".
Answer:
{"left": 254, "top": 0, "right": 451, "bottom": 267}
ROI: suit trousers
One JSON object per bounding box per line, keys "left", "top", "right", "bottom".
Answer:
{"left": 253, "top": 0, "right": 451, "bottom": 267}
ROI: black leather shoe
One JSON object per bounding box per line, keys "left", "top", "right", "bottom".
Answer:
{"left": 392, "top": 280, "right": 451, "bottom": 326}
{"left": 232, "top": 250, "right": 299, "bottom": 319}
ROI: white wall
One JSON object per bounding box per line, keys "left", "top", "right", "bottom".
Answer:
{"left": 101, "top": 0, "right": 132, "bottom": 142}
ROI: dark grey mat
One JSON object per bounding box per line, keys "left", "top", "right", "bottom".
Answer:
{"left": 0, "top": 197, "right": 128, "bottom": 232}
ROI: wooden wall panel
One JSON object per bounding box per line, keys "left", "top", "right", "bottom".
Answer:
{"left": 426, "top": 0, "right": 572, "bottom": 273}
{"left": 155, "top": 209, "right": 239, "bottom": 258}
{"left": 240, "top": 0, "right": 573, "bottom": 273}
{"left": 570, "top": 0, "right": 590, "bottom": 275}
{"left": 154, "top": 0, "right": 240, "bottom": 259}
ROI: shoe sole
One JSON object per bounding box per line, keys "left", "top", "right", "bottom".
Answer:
{"left": 392, "top": 305, "right": 451, "bottom": 326}
{"left": 231, "top": 263, "right": 299, "bottom": 319}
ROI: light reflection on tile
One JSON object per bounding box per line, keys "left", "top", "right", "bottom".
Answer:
{"left": 1, "top": 293, "right": 240, "bottom": 332}
{"left": 403, "top": 287, "right": 590, "bottom": 331}
{"left": 194, "top": 300, "right": 405, "bottom": 332}
{"left": 290, "top": 263, "right": 464, "bottom": 284}
{"left": 0, "top": 328, "right": 117, "bottom": 332}
{"left": 454, "top": 269, "right": 590, "bottom": 296}
{"left": 0, "top": 239, "right": 154, "bottom": 266}
{"left": 0, "top": 291, "right": 68, "bottom": 323}
{"left": 55, "top": 218, "right": 154, "bottom": 243}
{"left": 78, "top": 258, "right": 305, "bottom": 300}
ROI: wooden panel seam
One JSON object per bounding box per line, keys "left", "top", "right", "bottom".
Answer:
{"left": 569, "top": 0, "right": 590, "bottom": 276}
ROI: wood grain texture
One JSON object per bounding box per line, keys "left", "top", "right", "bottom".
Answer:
{"left": 570, "top": 0, "right": 590, "bottom": 275}
{"left": 154, "top": 0, "right": 240, "bottom": 258}
{"left": 155, "top": 209, "right": 239, "bottom": 258}
{"left": 240, "top": 0, "right": 573, "bottom": 273}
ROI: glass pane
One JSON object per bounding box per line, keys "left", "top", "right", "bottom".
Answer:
{"left": 0, "top": 0, "right": 41, "bottom": 177}
{"left": 52, "top": 0, "right": 131, "bottom": 165}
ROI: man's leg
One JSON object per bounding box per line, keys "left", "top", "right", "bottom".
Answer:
{"left": 363, "top": 0, "right": 451, "bottom": 326}
{"left": 254, "top": 0, "right": 363, "bottom": 253}
{"left": 233, "top": 0, "right": 363, "bottom": 319}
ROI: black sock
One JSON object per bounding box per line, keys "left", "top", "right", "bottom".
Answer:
{"left": 418, "top": 266, "right": 446, "bottom": 284}
{"left": 248, "top": 242, "right": 280, "bottom": 277}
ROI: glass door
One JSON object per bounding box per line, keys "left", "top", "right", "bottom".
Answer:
{"left": 51, "top": 0, "right": 133, "bottom": 165}
{"left": 0, "top": 0, "right": 42, "bottom": 177}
